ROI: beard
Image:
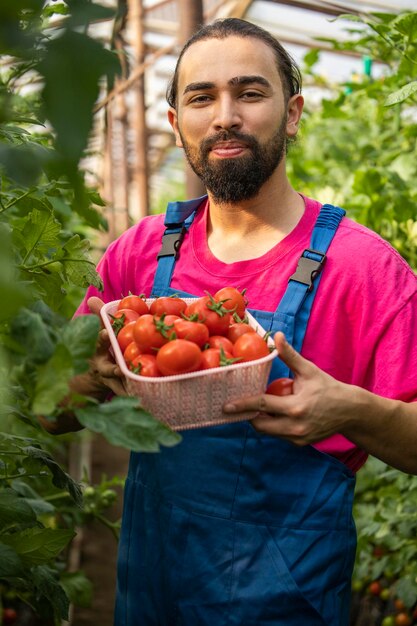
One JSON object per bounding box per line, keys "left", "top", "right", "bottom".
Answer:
{"left": 179, "top": 117, "right": 287, "bottom": 203}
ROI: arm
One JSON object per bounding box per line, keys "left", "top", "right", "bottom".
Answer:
{"left": 223, "top": 332, "right": 417, "bottom": 475}
{"left": 39, "top": 297, "right": 127, "bottom": 435}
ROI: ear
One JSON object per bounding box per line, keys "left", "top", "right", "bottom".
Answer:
{"left": 286, "top": 94, "right": 304, "bottom": 138}
{"left": 167, "top": 107, "right": 183, "bottom": 148}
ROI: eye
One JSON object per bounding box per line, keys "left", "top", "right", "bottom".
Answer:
{"left": 240, "top": 91, "right": 264, "bottom": 100}
{"left": 188, "top": 94, "right": 213, "bottom": 105}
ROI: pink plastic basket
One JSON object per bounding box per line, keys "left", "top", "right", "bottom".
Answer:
{"left": 101, "top": 299, "right": 277, "bottom": 431}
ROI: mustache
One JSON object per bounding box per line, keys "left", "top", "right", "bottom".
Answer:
{"left": 200, "top": 130, "right": 258, "bottom": 153}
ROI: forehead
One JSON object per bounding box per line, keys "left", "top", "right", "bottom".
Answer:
{"left": 177, "top": 35, "right": 282, "bottom": 92}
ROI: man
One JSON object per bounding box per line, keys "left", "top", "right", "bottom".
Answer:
{"left": 49, "top": 18, "right": 417, "bottom": 625}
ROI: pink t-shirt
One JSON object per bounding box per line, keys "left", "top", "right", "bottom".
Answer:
{"left": 76, "top": 196, "right": 417, "bottom": 472}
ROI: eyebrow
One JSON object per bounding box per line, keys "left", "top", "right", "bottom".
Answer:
{"left": 183, "top": 75, "right": 272, "bottom": 95}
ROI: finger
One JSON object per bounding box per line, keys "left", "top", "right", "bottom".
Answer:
{"left": 274, "top": 332, "right": 315, "bottom": 377}
{"left": 223, "top": 393, "right": 289, "bottom": 415}
{"left": 88, "top": 296, "right": 105, "bottom": 316}
{"left": 104, "top": 378, "right": 128, "bottom": 397}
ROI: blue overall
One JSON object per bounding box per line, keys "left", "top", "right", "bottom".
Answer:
{"left": 114, "top": 199, "right": 357, "bottom": 626}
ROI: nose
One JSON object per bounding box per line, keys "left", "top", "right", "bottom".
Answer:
{"left": 212, "top": 95, "right": 242, "bottom": 132}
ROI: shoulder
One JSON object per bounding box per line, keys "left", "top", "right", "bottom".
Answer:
{"left": 328, "top": 214, "right": 417, "bottom": 306}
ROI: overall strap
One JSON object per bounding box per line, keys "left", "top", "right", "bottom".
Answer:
{"left": 277, "top": 203, "right": 345, "bottom": 355}
{"left": 152, "top": 195, "right": 207, "bottom": 296}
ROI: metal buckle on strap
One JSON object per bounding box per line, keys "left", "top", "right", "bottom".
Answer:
{"left": 157, "top": 226, "right": 188, "bottom": 260}
{"left": 289, "top": 248, "right": 326, "bottom": 291}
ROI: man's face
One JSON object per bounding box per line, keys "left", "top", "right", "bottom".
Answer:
{"left": 169, "top": 36, "right": 301, "bottom": 203}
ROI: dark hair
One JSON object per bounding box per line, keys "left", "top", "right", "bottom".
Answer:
{"left": 166, "top": 18, "right": 302, "bottom": 109}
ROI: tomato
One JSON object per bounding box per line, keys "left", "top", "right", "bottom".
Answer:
{"left": 173, "top": 318, "right": 209, "bottom": 347}
{"left": 133, "top": 314, "right": 170, "bottom": 353}
{"left": 150, "top": 296, "right": 187, "bottom": 317}
{"left": 208, "top": 335, "right": 234, "bottom": 353}
{"left": 214, "top": 286, "right": 247, "bottom": 318}
{"left": 233, "top": 333, "right": 270, "bottom": 362}
{"left": 266, "top": 378, "right": 293, "bottom": 396}
{"left": 123, "top": 341, "right": 141, "bottom": 364}
{"left": 186, "top": 295, "right": 231, "bottom": 336}
{"left": 395, "top": 613, "right": 411, "bottom": 626}
{"left": 118, "top": 294, "right": 149, "bottom": 316}
{"left": 200, "top": 348, "right": 235, "bottom": 369}
{"left": 2, "top": 608, "right": 17, "bottom": 625}
{"left": 395, "top": 600, "right": 406, "bottom": 611}
{"left": 111, "top": 308, "right": 140, "bottom": 335}
{"left": 381, "top": 618, "right": 395, "bottom": 626}
{"left": 380, "top": 588, "right": 390, "bottom": 601}
{"left": 129, "top": 354, "right": 160, "bottom": 377}
{"left": 368, "top": 581, "right": 382, "bottom": 596}
{"left": 227, "top": 322, "right": 256, "bottom": 343}
{"left": 156, "top": 339, "right": 202, "bottom": 376}
{"left": 116, "top": 321, "right": 137, "bottom": 352}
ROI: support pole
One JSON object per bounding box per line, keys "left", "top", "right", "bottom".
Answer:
{"left": 128, "top": 0, "right": 149, "bottom": 220}
{"left": 178, "top": 0, "right": 206, "bottom": 199}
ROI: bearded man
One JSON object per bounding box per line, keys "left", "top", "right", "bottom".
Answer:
{"left": 43, "top": 18, "right": 417, "bottom": 626}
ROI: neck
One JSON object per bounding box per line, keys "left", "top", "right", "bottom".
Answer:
{"left": 206, "top": 166, "right": 305, "bottom": 263}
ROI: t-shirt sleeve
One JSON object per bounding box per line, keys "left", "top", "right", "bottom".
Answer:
{"left": 74, "top": 243, "right": 125, "bottom": 316}
{"left": 365, "top": 290, "right": 417, "bottom": 402}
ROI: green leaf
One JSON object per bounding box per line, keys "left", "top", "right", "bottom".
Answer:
{"left": 385, "top": 81, "right": 417, "bottom": 107}
{"left": 0, "top": 143, "right": 43, "bottom": 186}
{"left": 59, "top": 234, "right": 103, "bottom": 290}
{"left": 23, "top": 445, "right": 83, "bottom": 506}
{"left": 61, "top": 314, "right": 100, "bottom": 374}
{"left": 392, "top": 12, "right": 417, "bottom": 40}
{"left": 10, "top": 308, "right": 55, "bottom": 364}
{"left": 0, "top": 542, "right": 25, "bottom": 577}
{"left": 38, "top": 30, "right": 120, "bottom": 163}
{"left": 1, "top": 527, "right": 75, "bottom": 566}
{"left": 75, "top": 396, "right": 182, "bottom": 452}
{"left": 0, "top": 488, "right": 37, "bottom": 528}
{"left": 32, "top": 565, "right": 70, "bottom": 620}
{"left": 60, "top": 570, "right": 93, "bottom": 608}
{"left": 21, "top": 207, "right": 61, "bottom": 259}
{"left": 33, "top": 343, "right": 74, "bottom": 414}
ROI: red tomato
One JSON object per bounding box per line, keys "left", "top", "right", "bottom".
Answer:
{"left": 163, "top": 314, "right": 181, "bottom": 327}
{"left": 116, "top": 321, "right": 137, "bottom": 352}
{"left": 173, "top": 318, "right": 209, "bottom": 347}
{"left": 150, "top": 296, "right": 187, "bottom": 317}
{"left": 368, "top": 581, "right": 382, "bottom": 596}
{"left": 156, "top": 339, "right": 202, "bottom": 376}
{"left": 111, "top": 309, "right": 140, "bottom": 335}
{"left": 227, "top": 322, "right": 256, "bottom": 344}
{"left": 118, "top": 294, "right": 149, "bottom": 316}
{"left": 266, "top": 378, "right": 293, "bottom": 396}
{"left": 129, "top": 354, "right": 160, "bottom": 377}
{"left": 208, "top": 335, "right": 234, "bottom": 353}
{"left": 214, "top": 286, "right": 247, "bottom": 318}
{"left": 2, "top": 608, "right": 17, "bottom": 625}
{"left": 123, "top": 341, "right": 141, "bottom": 364}
{"left": 200, "top": 348, "right": 234, "bottom": 369}
{"left": 233, "top": 333, "right": 270, "bottom": 362}
{"left": 133, "top": 314, "right": 170, "bottom": 353}
{"left": 186, "top": 296, "right": 231, "bottom": 336}
{"left": 395, "top": 613, "right": 411, "bottom": 626}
